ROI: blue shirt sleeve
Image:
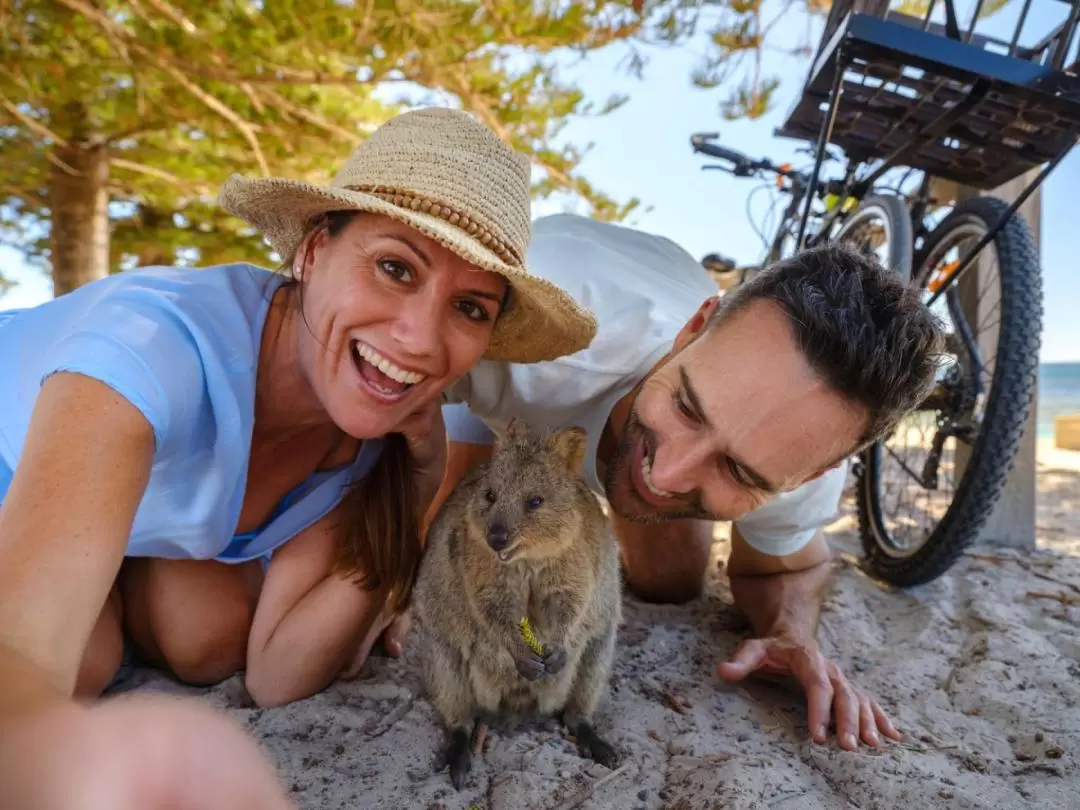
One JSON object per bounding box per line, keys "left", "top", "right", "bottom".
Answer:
{"left": 39, "top": 296, "right": 208, "bottom": 457}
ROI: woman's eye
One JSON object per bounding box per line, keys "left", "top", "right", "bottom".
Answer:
{"left": 456, "top": 299, "right": 490, "bottom": 322}
{"left": 378, "top": 258, "right": 412, "bottom": 283}
{"left": 526, "top": 495, "right": 544, "bottom": 511}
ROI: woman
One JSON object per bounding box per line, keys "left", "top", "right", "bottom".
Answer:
{"left": 0, "top": 108, "right": 595, "bottom": 807}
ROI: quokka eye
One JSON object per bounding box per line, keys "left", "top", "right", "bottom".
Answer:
{"left": 526, "top": 495, "right": 544, "bottom": 511}
{"left": 485, "top": 489, "right": 497, "bottom": 504}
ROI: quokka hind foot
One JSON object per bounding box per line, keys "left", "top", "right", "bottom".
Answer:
{"left": 443, "top": 727, "right": 472, "bottom": 791}
{"left": 441, "top": 721, "right": 490, "bottom": 791}
{"left": 567, "top": 718, "right": 619, "bottom": 769}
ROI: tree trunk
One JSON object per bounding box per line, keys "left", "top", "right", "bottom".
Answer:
{"left": 49, "top": 141, "right": 110, "bottom": 296}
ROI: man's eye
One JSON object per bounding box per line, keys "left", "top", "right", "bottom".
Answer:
{"left": 726, "top": 459, "right": 751, "bottom": 488}
{"left": 379, "top": 258, "right": 412, "bottom": 282}
{"left": 457, "top": 299, "right": 490, "bottom": 322}
{"left": 675, "top": 391, "right": 697, "bottom": 421}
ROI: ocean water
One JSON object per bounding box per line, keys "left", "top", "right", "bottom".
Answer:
{"left": 1038, "top": 363, "right": 1080, "bottom": 439}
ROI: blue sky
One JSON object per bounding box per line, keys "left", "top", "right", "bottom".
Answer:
{"left": 2, "top": 0, "right": 1077, "bottom": 361}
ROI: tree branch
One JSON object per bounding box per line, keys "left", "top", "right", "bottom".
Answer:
{"left": 252, "top": 87, "right": 365, "bottom": 144}
{"left": 143, "top": 56, "right": 270, "bottom": 176}
{"left": 138, "top": 0, "right": 198, "bottom": 34}
{"left": 1, "top": 183, "right": 46, "bottom": 207}
{"left": 109, "top": 157, "right": 212, "bottom": 193}
{"left": 1, "top": 100, "right": 68, "bottom": 146}
{"left": 45, "top": 152, "right": 81, "bottom": 176}
{"left": 55, "top": 0, "right": 270, "bottom": 176}
{"left": 104, "top": 121, "right": 172, "bottom": 145}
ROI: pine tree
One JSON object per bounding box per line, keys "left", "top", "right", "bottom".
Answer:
{"left": 1, "top": 0, "right": 827, "bottom": 294}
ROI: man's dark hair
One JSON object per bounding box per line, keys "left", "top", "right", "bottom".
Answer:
{"left": 707, "top": 242, "right": 945, "bottom": 447}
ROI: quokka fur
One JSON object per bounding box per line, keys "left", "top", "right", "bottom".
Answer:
{"left": 412, "top": 419, "right": 623, "bottom": 789}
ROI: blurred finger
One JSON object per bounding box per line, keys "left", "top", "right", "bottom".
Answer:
{"left": 858, "top": 694, "right": 881, "bottom": 748}
{"left": 716, "top": 638, "right": 769, "bottom": 682}
{"left": 105, "top": 696, "right": 297, "bottom": 810}
{"left": 2, "top": 697, "right": 296, "bottom": 810}
{"left": 871, "top": 697, "right": 902, "bottom": 741}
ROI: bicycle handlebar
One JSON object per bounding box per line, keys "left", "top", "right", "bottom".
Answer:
{"left": 689, "top": 132, "right": 750, "bottom": 166}
{"left": 689, "top": 132, "right": 794, "bottom": 178}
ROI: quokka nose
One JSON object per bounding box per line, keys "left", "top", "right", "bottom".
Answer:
{"left": 486, "top": 523, "right": 510, "bottom": 551}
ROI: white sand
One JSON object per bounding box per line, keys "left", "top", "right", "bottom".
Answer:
{"left": 113, "top": 443, "right": 1080, "bottom": 809}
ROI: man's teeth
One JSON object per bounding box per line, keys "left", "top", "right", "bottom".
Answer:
{"left": 354, "top": 342, "right": 426, "bottom": 385}
{"left": 641, "top": 455, "right": 674, "bottom": 499}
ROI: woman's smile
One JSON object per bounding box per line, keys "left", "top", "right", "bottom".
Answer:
{"left": 350, "top": 340, "right": 429, "bottom": 404}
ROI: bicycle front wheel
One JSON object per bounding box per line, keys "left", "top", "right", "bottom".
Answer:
{"left": 856, "top": 196, "right": 1043, "bottom": 586}
{"left": 832, "top": 194, "right": 914, "bottom": 281}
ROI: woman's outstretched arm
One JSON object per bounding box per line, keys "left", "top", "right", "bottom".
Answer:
{"left": 0, "top": 372, "right": 297, "bottom": 810}
{"left": 0, "top": 371, "right": 154, "bottom": 713}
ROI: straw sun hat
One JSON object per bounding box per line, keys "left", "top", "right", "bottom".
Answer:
{"left": 218, "top": 107, "right": 597, "bottom": 364}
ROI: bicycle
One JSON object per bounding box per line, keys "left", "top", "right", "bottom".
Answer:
{"left": 690, "top": 0, "right": 1080, "bottom": 587}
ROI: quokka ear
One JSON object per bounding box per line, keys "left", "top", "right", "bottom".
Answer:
{"left": 493, "top": 417, "right": 530, "bottom": 451}
{"left": 547, "top": 426, "right": 587, "bottom": 474}
{"left": 505, "top": 418, "right": 531, "bottom": 441}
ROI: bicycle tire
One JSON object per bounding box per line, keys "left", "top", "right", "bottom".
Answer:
{"left": 856, "top": 195, "right": 1043, "bottom": 586}
{"left": 832, "top": 194, "right": 914, "bottom": 282}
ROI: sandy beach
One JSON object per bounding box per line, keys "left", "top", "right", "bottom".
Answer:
{"left": 111, "top": 440, "right": 1080, "bottom": 809}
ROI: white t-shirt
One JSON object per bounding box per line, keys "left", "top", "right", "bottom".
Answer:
{"left": 443, "top": 213, "right": 847, "bottom": 557}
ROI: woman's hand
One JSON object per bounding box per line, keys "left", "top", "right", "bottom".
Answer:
{"left": 0, "top": 694, "right": 295, "bottom": 810}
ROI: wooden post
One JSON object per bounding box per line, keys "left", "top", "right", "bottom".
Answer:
{"left": 930, "top": 171, "right": 1041, "bottom": 550}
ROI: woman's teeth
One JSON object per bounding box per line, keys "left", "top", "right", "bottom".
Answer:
{"left": 641, "top": 454, "right": 673, "bottom": 499}
{"left": 353, "top": 342, "right": 427, "bottom": 385}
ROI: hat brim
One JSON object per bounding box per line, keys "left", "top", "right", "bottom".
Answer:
{"left": 218, "top": 175, "right": 597, "bottom": 364}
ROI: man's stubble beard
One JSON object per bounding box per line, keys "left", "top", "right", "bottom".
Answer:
{"left": 603, "top": 409, "right": 715, "bottom": 525}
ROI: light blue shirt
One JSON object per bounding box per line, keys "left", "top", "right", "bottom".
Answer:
{"left": 0, "top": 263, "right": 383, "bottom": 563}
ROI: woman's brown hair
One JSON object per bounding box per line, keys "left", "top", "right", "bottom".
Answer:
{"left": 282, "top": 210, "right": 423, "bottom": 615}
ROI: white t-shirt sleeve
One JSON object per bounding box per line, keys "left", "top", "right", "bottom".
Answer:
{"left": 733, "top": 460, "right": 849, "bottom": 556}
{"left": 442, "top": 401, "right": 496, "bottom": 445}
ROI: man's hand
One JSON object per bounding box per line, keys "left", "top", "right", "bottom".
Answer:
{"left": 717, "top": 634, "right": 901, "bottom": 750}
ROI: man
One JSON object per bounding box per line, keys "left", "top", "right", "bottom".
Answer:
{"left": 429, "top": 213, "right": 943, "bottom": 752}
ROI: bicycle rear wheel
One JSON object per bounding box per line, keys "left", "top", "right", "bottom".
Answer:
{"left": 856, "top": 196, "right": 1042, "bottom": 586}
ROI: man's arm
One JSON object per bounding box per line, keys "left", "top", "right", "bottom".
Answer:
{"left": 725, "top": 524, "right": 831, "bottom": 641}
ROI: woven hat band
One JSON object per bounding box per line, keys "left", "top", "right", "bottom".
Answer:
{"left": 345, "top": 185, "right": 524, "bottom": 268}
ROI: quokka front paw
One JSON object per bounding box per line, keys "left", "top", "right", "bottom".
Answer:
{"left": 541, "top": 645, "right": 567, "bottom": 675}
{"left": 513, "top": 649, "right": 546, "bottom": 681}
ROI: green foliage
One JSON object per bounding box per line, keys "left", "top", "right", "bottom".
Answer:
{"left": 0, "top": 0, "right": 834, "bottom": 281}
